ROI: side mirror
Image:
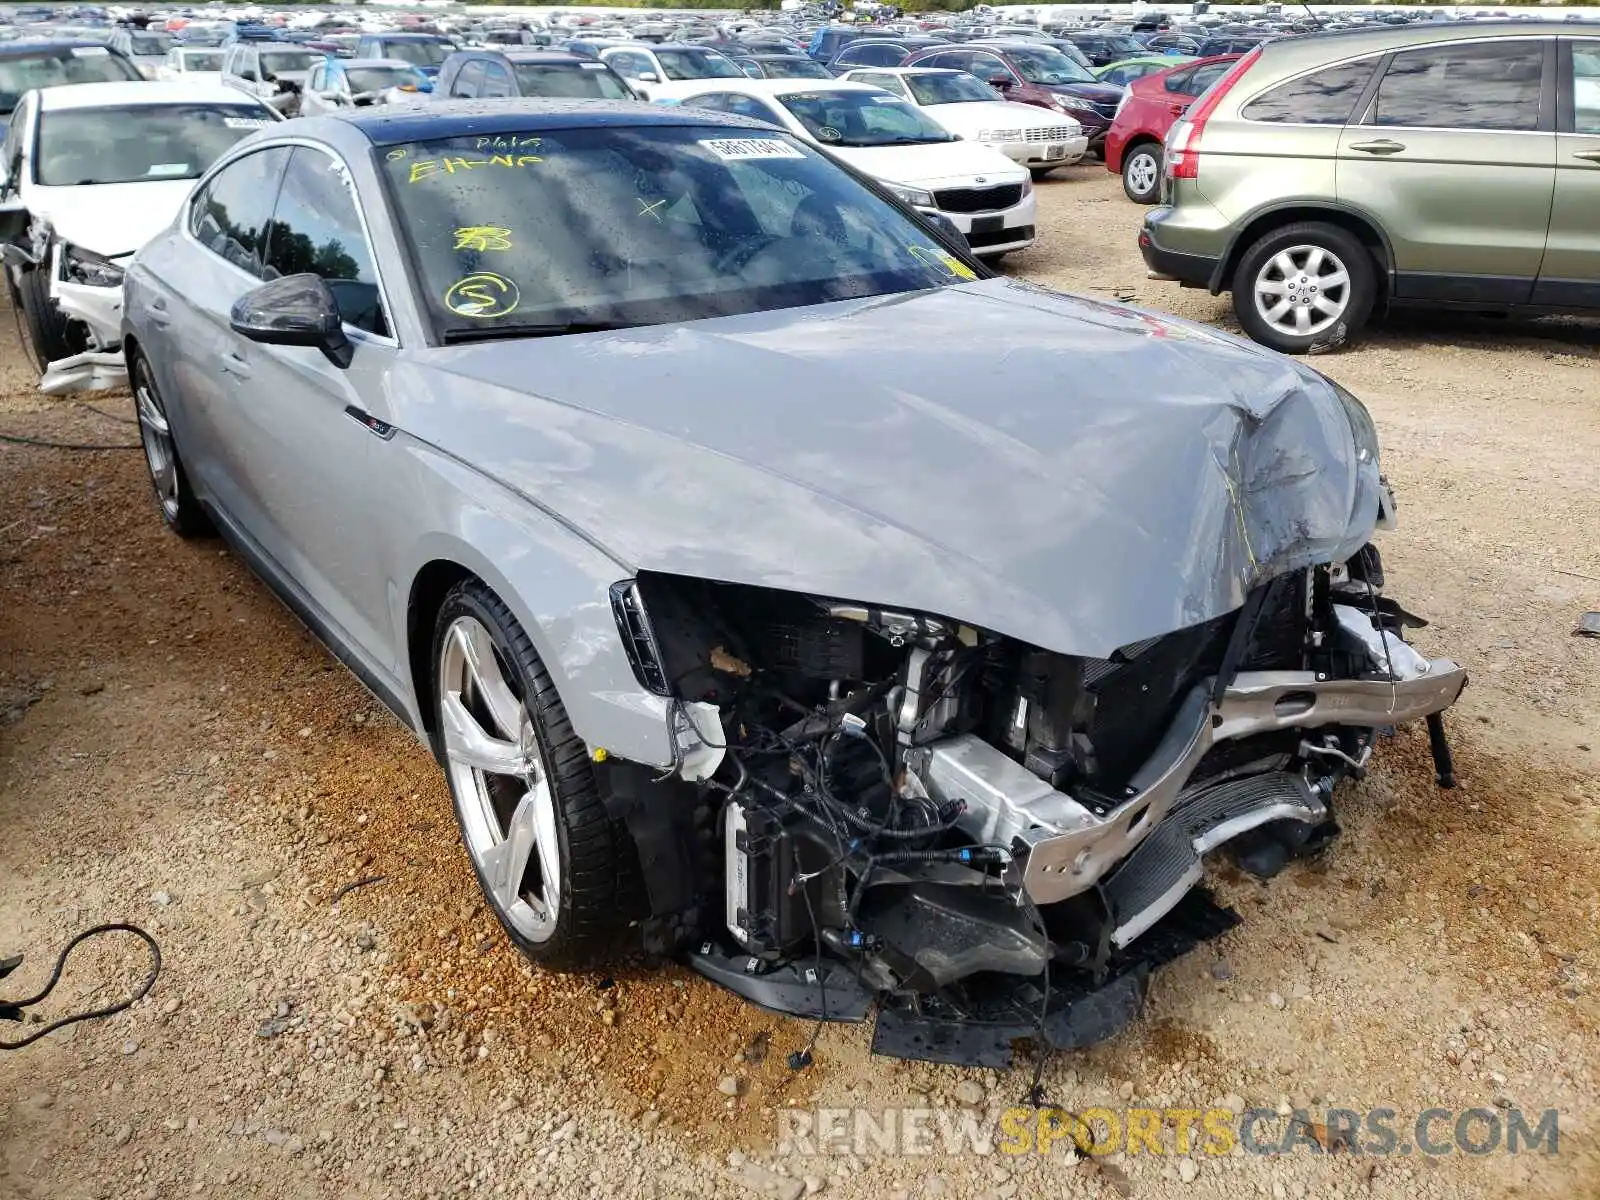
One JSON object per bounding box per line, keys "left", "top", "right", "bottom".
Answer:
{"left": 987, "top": 75, "right": 1012, "bottom": 90}
{"left": 230, "top": 274, "right": 352, "bottom": 369}
{"left": 918, "top": 209, "right": 965, "bottom": 245}
{"left": 636, "top": 70, "right": 659, "bottom": 82}
{"left": 0, "top": 199, "right": 26, "bottom": 244}
{"left": 241, "top": 69, "right": 257, "bottom": 81}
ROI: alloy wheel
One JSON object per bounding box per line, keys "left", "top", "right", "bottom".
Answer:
{"left": 1125, "top": 149, "right": 1159, "bottom": 198}
{"left": 438, "top": 615, "right": 562, "bottom": 943}
{"left": 135, "top": 370, "right": 181, "bottom": 523}
{"left": 1252, "top": 244, "right": 1351, "bottom": 339}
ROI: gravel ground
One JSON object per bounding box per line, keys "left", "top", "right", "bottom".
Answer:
{"left": 1, "top": 166, "right": 1597, "bottom": 1200}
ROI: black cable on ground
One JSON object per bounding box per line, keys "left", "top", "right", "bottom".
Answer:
{"left": 0, "top": 430, "right": 139, "bottom": 452}
{"left": 0, "top": 923, "right": 162, "bottom": 1050}
{"left": 78, "top": 402, "right": 137, "bottom": 427}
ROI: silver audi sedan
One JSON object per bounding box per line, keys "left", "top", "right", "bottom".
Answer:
{"left": 122, "top": 100, "right": 1464, "bottom": 1067}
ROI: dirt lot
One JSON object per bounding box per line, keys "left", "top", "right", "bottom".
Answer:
{"left": 1, "top": 166, "right": 1598, "bottom": 1200}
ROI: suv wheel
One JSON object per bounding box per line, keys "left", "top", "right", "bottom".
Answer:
{"left": 1121, "top": 143, "right": 1162, "bottom": 204}
{"left": 1231, "top": 222, "right": 1374, "bottom": 354}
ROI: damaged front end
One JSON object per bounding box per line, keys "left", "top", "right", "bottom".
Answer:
{"left": 607, "top": 540, "right": 1465, "bottom": 1067}
{"left": 40, "top": 239, "right": 129, "bottom": 394}
{"left": 6, "top": 223, "right": 131, "bottom": 394}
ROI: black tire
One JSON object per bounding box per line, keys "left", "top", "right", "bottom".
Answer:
{"left": 1231, "top": 221, "right": 1375, "bottom": 355}
{"left": 1121, "top": 142, "right": 1163, "bottom": 204}
{"left": 8, "top": 260, "right": 77, "bottom": 372}
{"left": 130, "top": 352, "right": 213, "bottom": 538}
{"left": 432, "top": 579, "right": 642, "bottom": 969}
{"left": 1029, "top": 166, "right": 1057, "bottom": 181}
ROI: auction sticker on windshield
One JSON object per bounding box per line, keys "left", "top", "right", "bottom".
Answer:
{"left": 699, "top": 138, "right": 805, "bottom": 161}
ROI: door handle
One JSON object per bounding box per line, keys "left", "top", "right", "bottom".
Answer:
{"left": 1349, "top": 139, "right": 1406, "bottom": 155}
{"left": 219, "top": 350, "right": 252, "bottom": 380}
{"left": 1574, "top": 150, "right": 1600, "bottom": 164}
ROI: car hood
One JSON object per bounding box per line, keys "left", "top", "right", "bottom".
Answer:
{"left": 923, "top": 100, "right": 1082, "bottom": 133}
{"left": 822, "top": 139, "right": 1027, "bottom": 187}
{"left": 1046, "top": 80, "right": 1124, "bottom": 103}
{"left": 396, "top": 280, "right": 1380, "bottom": 658}
{"left": 28, "top": 180, "right": 195, "bottom": 257}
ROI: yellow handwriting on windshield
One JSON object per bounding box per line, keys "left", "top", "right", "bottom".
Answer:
{"left": 408, "top": 155, "right": 543, "bottom": 184}
{"left": 454, "top": 226, "right": 514, "bottom": 252}
{"left": 444, "top": 272, "right": 520, "bottom": 320}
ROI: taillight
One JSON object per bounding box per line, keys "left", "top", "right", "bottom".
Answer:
{"left": 1167, "top": 48, "right": 1261, "bottom": 180}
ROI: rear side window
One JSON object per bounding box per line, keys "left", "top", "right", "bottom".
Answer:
{"left": 1369, "top": 41, "right": 1543, "bottom": 132}
{"left": 1576, "top": 42, "right": 1600, "bottom": 135}
{"left": 452, "top": 60, "right": 485, "bottom": 98}
{"left": 481, "top": 62, "right": 514, "bottom": 98}
{"left": 1242, "top": 59, "right": 1378, "bottom": 124}
{"left": 190, "top": 146, "right": 291, "bottom": 277}
{"left": 1188, "top": 61, "right": 1237, "bottom": 96}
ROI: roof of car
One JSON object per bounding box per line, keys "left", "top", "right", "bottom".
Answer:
{"left": 840, "top": 66, "right": 962, "bottom": 76}
{"left": 0, "top": 39, "right": 127, "bottom": 58}
{"left": 338, "top": 58, "right": 418, "bottom": 71}
{"left": 363, "top": 31, "right": 451, "bottom": 41}
{"left": 601, "top": 42, "right": 725, "bottom": 53}
{"left": 665, "top": 77, "right": 883, "bottom": 98}
{"left": 335, "top": 97, "right": 764, "bottom": 147}
{"left": 36, "top": 80, "right": 261, "bottom": 110}
{"left": 495, "top": 50, "right": 601, "bottom": 65}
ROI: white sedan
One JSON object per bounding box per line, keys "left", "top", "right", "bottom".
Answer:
{"left": 154, "top": 46, "right": 226, "bottom": 85}
{"left": 664, "top": 79, "right": 1037, "bottom": 259}
{"left": 839, "top": 67, "right": 1087, "bottom": 175}
{"left": 0, "top": 80, "right": 280, "bottom": 392}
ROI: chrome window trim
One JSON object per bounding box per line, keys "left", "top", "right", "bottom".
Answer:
{"left": 181, "top": 137, "right": 400, "bottom": 349}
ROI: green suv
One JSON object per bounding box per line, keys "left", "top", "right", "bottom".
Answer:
{"left": 1139, "top": 23, "right": 1600, "bottom": 353}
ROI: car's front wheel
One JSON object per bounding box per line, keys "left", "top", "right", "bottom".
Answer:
{"left": 1231, "top": 222, "right": 1375, "bottom": 354}
{"left": 1121, "top": 142, "right": 1162, "bottom": 204}
{"left": 8, "top": 260, "right": 77, "bottom": 372}
{"left": 433, "top": 579, "right": 641, "bottom": 968}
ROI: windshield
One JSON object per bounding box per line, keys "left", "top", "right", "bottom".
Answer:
{"left": 1097, "top": 35, "right": 1145, "bottom": 57}
{"left": 35, "top": 103, "right": 271, "bottom": 186}
{"left": 380, "top": 126, "right": 975, "bottom": 340}
{"left": 1003, "top": 45, "right": 1095, "bottom": 84}
{"left": 130, "top": 33, "right": 173, "bottom": 55}
{"left": 0, "top": 48, "right": 142, "bottom": 113}
{"left": 347, "top": 66, "right": 423, "bottom": 93}
{"left": 178, "top": 51, "right": 223, "bottom": 72}
{"left": 382, "top": 39, "right": 451, "bottom": 67}
{"left": 760, "top": 57, "right": 833, "bottom": 79}
{"left": 180, "top": 28, "right": 226, "bottom": 47}
{"left": 906, "top": 72, "right": 999, "bottom": 105}
{"left": 779, "top": 89, "right": 957, "bottom": 146}
{"left": 514, "top": 62, "right": 633, "bottom": 99}
{"left": 654, "top": 48, "right": 742, "bottom": 80}
{"left": 260, "top": 49, "right": 315, "bottom": 76}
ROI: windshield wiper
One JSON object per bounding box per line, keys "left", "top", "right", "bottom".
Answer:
{"left": 441, "top": 320, "right": 638, "bottom": 344}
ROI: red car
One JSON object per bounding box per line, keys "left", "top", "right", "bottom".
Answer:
{"left": 1104, "top": 54, "right": 1241, "bottom": 204}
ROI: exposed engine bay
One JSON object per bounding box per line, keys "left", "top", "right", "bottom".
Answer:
{"left": 607, "top": 536, "right": 1467, "bottom": 1067}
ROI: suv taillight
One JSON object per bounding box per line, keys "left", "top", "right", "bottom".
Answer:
{"left": 1167, "top": 48, "right": 1261, "bottom": 180}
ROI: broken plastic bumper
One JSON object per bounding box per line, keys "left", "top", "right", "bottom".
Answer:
{"left": 41, "top": 274, "right": 125, "bottom": 394}
{"left": 40, "top": 349, "right": 126, "bottom": 395}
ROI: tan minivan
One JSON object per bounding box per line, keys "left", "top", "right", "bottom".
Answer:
{"left": 1139, "top": 22, "right": 1600, "bottom": 353}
